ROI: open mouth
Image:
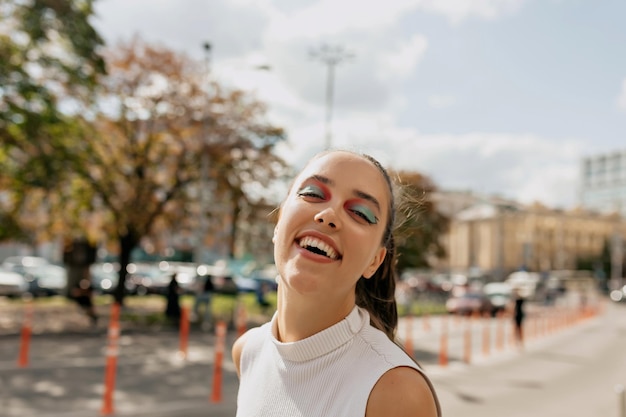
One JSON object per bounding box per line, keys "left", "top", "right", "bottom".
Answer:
{"left": 297, "top": 236, "right": 341, "bottom": 260}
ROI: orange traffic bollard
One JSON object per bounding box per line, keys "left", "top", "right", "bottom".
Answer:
{"left": 496, "top": 313, "right": 505, "bottom": 351}
{"left": 211, "top": 320, "right": 227, "bottom": 403}
{"left": 438, "top": 331, "right": 448, "bottom": 367}
{"left": 422, "top": 312, "right": 431, "bottom": 332}
{"left": 463, "top": 324, "right": 472, "bottom": 365}
{"left": 101, "top": 303, "right": 121, "bottom": 416}
{"left": 179, "top": 306, "right": 190, "bottom": 359}
{"left": 236, "top": 303, "right": 247, "bottom": 338}
{"left": 482, "top": 316, "right": 491, "bottom": 357}
{"left": 17, "top": 299, "right": 34, "bottom": 368}
{"left": 404, "top": 314, "right": 414, "bottom": 359}
{"left": 438, "top": 315, "right": 448, "bottom": 367}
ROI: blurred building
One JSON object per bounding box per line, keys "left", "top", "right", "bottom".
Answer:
{"left": 445, "top": 201, "right": 625, "bottom": 280}
{"left": 580, "top": 149, "right": 626, "bottom": 216}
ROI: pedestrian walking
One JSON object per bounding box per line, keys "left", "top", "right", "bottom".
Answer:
{"left": 513, "top": 289, "right": 526, "bottom": 347}
{"left": 165, "top": 273, "right": 182, "bottom": 326}
{"left": 232, "top": 150, "right": 441, "bottom": 417}
{"left": 192, "top": 274, "right": 215, "bottom": 328}
{"left": 70, "top": 278, "right": 98, "bottom": 326}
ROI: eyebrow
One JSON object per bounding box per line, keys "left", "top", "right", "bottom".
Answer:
{"left": 309, "top": 174, "right": 382, "bottom": 212}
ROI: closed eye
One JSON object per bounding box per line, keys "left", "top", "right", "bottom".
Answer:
{"left": 348, "top": 203, "right": 378, "bottom": 225}
{"left": 296, "top": 184, "right": 326, "bottom": 200}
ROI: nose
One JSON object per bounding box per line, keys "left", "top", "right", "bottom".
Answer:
{"left": 314, "top": 207, "right": 341, "bottom": 229}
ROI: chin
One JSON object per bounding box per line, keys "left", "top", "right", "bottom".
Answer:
{"left": 280, "top": 263, "right": 324, "bottom": 294}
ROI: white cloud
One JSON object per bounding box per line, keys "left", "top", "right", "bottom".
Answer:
{"left": 265, "top": 0, "right": 526, "bottom": 40}
{"left": 418, "top": 0, "right": 526, "bottom": 24}
{"left": 273, "top": 115, "right": 584, "bottom": 209}
{"left": 266, "top": 0, "right": 419, "bottom": 39}
{"left": 93, "top": 0, "right": 591, "bottom": 211}
{"left": 379, "top": 35, "right": 428, "bottom": 80}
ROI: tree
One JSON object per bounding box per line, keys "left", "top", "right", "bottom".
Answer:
{"left": 392, "top": 171, "right": 448, "bottom": 273}
{"left": 576, "top": 239, "right": 612, "bottom": 291}
{"left": 0, "top": 0, "right": 105, "bottom": 243}
{"left": 56, "top": 38, "right": 287, "bottom": 304}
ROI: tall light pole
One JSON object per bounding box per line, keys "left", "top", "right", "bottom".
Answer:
{"left": 310, "top": 44, "right": 353, "bottom": 150}
{"left": 195, "top": 41, "right": 212, "bottom": 264}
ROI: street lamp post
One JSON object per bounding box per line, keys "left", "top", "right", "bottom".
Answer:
{"left": 310, "top": 44, "right": 353, "bottom": 150}
{"left": 195, "top": 41, "right": 212, "bottom": 264}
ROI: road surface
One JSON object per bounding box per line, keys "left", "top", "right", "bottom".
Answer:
{"left": 1, "top": 300, "right": 623, "bottom": 417}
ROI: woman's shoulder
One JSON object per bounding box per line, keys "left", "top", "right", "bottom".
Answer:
{"left": 232, "top": 323, "right": 270, "bottom": 376}
{"left": 366, "top": 366, "right": 439, "bottom": 417}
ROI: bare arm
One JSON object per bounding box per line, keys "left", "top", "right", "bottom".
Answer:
{"left": 365, "top": 367, "right": 439, "bottom": 417}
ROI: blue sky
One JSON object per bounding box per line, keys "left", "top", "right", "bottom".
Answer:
{"left": 92, "top": 0, "right": 626, "bottom": 209}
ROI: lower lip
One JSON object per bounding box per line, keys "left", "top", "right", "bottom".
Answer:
{"left": 294, "top": 242, "right": 336, "bottom": 264}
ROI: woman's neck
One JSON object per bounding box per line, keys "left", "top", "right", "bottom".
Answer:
{"left": 275, "top": 288, "right": 355, "bottom": 343}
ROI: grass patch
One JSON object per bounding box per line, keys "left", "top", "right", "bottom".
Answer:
{"left": 398, "top": 299, "right": 447, "bottom": 317}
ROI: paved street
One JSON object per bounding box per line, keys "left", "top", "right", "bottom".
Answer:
{"left": 430, "top": 301, "right": 626, "bottom": 417}
{"left": 1, "top": 298, "right": 624, "bottom": 417}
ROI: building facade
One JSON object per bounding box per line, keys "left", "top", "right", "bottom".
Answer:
{"left": 446, "top": 202, "right": 625, "bottom": 280}
{"left": 580, "top": 149, "right": 626, "bottom": 217}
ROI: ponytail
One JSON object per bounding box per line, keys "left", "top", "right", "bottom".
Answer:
{"left": 356, "top": 153, "right": 399, "bottom": 341}
{"left": 355, "top": 234, "right": 398, "bottom": 340}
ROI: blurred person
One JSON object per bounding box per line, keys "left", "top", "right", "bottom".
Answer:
{"left": 70, "top": 278, "right": 98, "bottom": 326}
{"left": 232, "top": 150, "right": 440, "bottom": 417}
{"left": 193, "top": 274, "right": 215, "bottom": 328}
{"left": 513, "top": 289, "right": 526, "bottom": 348}
{"left": 165, "top": 273, "right": 182, "bottom": 325}
{"left": 255, "top": 281, "right": 271, "bottom": 314}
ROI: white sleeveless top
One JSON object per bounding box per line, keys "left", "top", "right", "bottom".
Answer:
{"left": 236, "top": 305, "right": 441, "bottom": 417}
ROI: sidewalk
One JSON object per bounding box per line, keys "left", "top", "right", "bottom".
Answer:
{"left": 0, "top": 297, "right": 271, "bottom": 338}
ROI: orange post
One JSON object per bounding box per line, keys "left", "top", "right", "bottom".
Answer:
{"left": 211, "top": 320, "right": 227, "bottom": 403}
{"left": 482, "top": 316, "right": 490, "bottom": 357}
{"left": 463, "top": 324, "right": 472, "bottom": 365}
{"left": 179, "top": 306, "right": 190, "bottom": 359}
{"left": 17, "top": 300, "right": 34, "bottom": 368}
{"left": 422, "top": 312, "right": 431, "bottom": 332}
{"left": 101, "top": 303, "right": 121, "bottom": 416}
{"left": 236, "top": 303, "right": 247, "bottom": 338}
{"left": 404, "top": 314, "right": 414, "bottom": 359}
{"left": 496, "top": 313, "right": 505, "bottom": 351}
{"left": 438, "top": 315, "right": 448, "bottom": 367}
{"left": 438, "top": 331, "right": 448, "bottom": 367}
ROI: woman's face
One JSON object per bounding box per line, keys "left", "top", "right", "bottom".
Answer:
{"left": 273, "top": 152, "right": 389, "bottom": 298}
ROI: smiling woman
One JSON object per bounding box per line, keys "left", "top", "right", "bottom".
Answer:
{"left": 232, "top": 150, "right": 441, "bottom": 417}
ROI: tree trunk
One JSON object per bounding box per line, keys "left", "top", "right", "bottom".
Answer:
{"left": 228, "top": 190, "right": 242, "bottom": 258}
{"left": 114, "top": 229, "right": 138, "bottom": 305}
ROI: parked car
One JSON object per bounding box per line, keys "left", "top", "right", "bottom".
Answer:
{"left": 25, "top": 264, "right": 68, "bottom": 297}
{"left": 196, "top": 262, "right": 249, "bottom": 295}
{"left": 610, "top": 285, "right": 626, "bottom": 303}
{"left": 246, "top": 263, "right": 278, "bottom": 291}
{"left": 90, "top": 262, "right": 126, "bottom": 295}
{"left": 1, "top": 255, "right": 50, "bottom": 274}
{"left": 155, "top": 261, "right": 199, "bottom": 294}
{"left": 1, "top": 256, "right": 66, "bottom": 297}
{"left": 0, "top": 267, "right": 28, "bottom": 298}
{"left": 445, "top": 292, "right": 494, "bottom": 316}
{"left": 483, "top": 282, "right": 513, "bottom": 316}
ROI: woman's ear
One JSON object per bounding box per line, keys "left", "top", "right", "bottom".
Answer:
{"left": 362, "top": 247, "right": 387, "bottom": 279}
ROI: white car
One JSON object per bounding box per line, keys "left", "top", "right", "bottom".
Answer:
{"left": 0, "top": 267, "right": 28, "bottom": 298}
{"left": 2, "top": 255, "right": 50, "bottom": 273}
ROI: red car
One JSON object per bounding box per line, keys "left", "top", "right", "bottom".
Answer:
{"left": 445, "top": 292, "right": 494, "bottom": 316}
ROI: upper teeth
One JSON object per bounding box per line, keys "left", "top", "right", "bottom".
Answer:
{"left": 299, "top": 236, "right": 338, "bottom": 260}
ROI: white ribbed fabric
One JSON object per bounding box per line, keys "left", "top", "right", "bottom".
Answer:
{"left": 236, "top": 305, "right": 441, "bottom": 417}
